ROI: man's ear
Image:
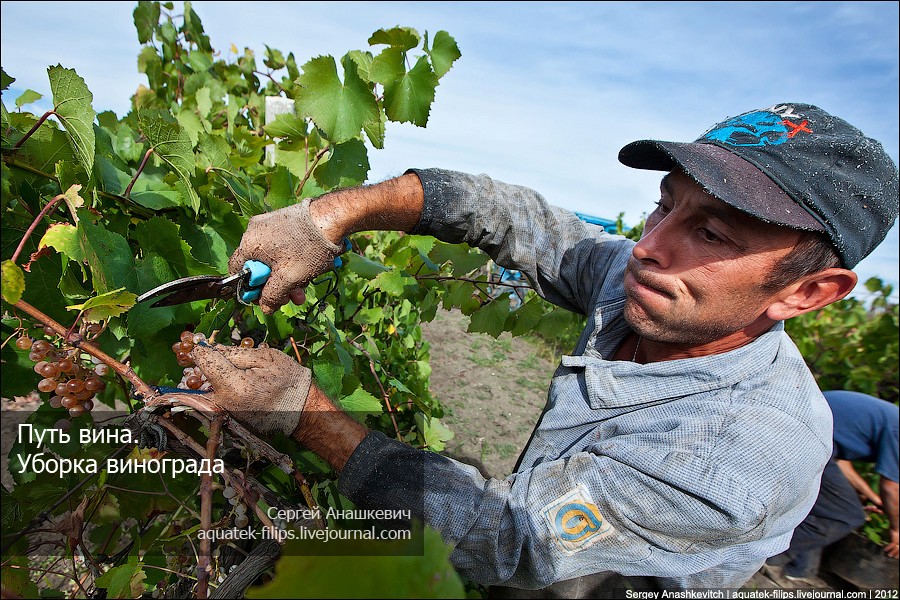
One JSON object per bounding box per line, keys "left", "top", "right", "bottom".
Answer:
{"left": 766, "top": 268, "right": 858, "bottom": 321}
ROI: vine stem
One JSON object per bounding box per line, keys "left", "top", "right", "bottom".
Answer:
{"left": 347, "top": 338, "right": 401, "bottom": 440}
{"left": 10, "top": 192, "right": 67, "bottom": 265}
{"left": 295, "top": 145, "right": 330, "bottom": 196}
{"left": 124, "top": 147, "right": 155, "bottom": 197}
{"left": 12, "top": 298, "right": 156, "bottom": 399}
{"left": 197, "top": 414, "right": 225, "bottom": 599}
{"left": 11, "top": 109, "right": 55, "bottom": 150}
{"left": 252, "top": 70, "right": 287, "bottom": 95}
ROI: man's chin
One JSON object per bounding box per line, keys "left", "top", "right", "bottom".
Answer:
{"left": 622, "top": 298, "right": 658, "bottom": 338}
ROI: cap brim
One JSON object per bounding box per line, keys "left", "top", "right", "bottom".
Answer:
{"left": 619, "top": 140, "right": 826, "bottom": 232}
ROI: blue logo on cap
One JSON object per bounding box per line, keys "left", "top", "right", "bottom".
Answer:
{"left": 704, "top": 111, "right": 789, "bottom": 147}
{"left": 704, "top": 107, "right": 813, "bottom": 148}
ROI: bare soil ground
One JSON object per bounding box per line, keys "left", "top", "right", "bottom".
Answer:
{"left": 420, "top": 308, "right": 556, "bottom": 479}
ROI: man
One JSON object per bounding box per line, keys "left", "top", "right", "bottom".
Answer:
{"left": 766, "top": 390, "right": 899, "bottom": 587}
{"left": 187, "top": 103, "right": 899, "bottom": 594}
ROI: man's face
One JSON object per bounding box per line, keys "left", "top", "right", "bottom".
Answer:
{"left": 623, "top": 170, "right": 804, "bottom": 349}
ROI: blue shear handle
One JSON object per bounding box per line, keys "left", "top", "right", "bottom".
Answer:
{"left": 241, "top": 260, "right": 271, "bottom": 303}
{"left": 333, "top": 237, "right": 352, "bottom": 269}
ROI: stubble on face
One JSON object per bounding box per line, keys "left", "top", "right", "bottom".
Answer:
{"left": 623, "top": 258, "right": 770, "bottom": 346}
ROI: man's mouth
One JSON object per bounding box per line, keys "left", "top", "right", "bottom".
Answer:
{"left": 625, "top": 263, "right": 675, "bottom": 300}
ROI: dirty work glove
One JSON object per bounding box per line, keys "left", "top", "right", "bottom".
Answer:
{"left": 229, "top": 198, "right": 343, "bottom": 315}
{"left": 191, "top": 344, "right": 311, "bottom": 437}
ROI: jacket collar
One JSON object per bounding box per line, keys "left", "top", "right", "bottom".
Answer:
{"left": 564, "top": 297, "right": 786, "bottom": 409}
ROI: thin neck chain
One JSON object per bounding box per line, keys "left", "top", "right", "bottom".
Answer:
{"left": 632, "top": 335, "right": 642, "bottom": 362}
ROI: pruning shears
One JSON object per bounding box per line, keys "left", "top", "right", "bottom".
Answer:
{"left": 136, "top": 260, "right": 273, "bottom": 308}
{"left": 136, "top": 238, "right": 352, "bottom": 309}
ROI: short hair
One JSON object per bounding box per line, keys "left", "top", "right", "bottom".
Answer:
{"left": 764, "top": 230, "right": 842, "bottom": 292}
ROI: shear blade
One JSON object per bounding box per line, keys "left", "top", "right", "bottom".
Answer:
{"left": 137, "top": 273, "right": 243, "bottom": 307}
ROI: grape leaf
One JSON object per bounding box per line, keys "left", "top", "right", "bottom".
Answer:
{"left": 273, "top": 142, "right": 310, "bottom": 180}
{"left": 263, "top": 112, "right": 308, "bottom": 141}
{"left": 369, "top": 51, "right": 437, "bottom": 126}
{"left": 313, "top": 138, "right": 370, "bottom": 190}
{"left": 371, "top": 270, "right": 416, "bottom": 295}
{"left": 428, "top": 31, "right": 461, "bottom": 79}
{"left": 15, "top": 89, "right": 42, "bottom": 108}
{"left": 194, "top": 86, "right": 212, "bottom": 118}
{"left": 126, "top": 253, "right": 179, "bottom": 338}
{"left": 264, "top": 45, "right": 286, "bottom": 70}
{"left": 39, "top": 222, "right": 84, "bottom": 262}
{"left": 467, "top": 295, "right": 511, "bottom": 339}
{"left": 95, "top": 555, "right": 146, "bottom": 599}
{"left": 196, "top": 299, "right": 234, "bottom": 335}
{"left": 364, "top": 99, "right": 387, "bottom": 149}
{"left": 313, "top": 359, "right": 344, "bottom": 402}
{"left": 415, "top": 413, "right": 454, "bottom": 451}
{"left": 339, "top": 386, "right": 383, "bottom": 417}
{"left": 368, "top": 27, "right": 420, "bottom": 51}
{"left": 175, "top": 110, "right": 204, "bottom": 145}
{"left": 344, "top": 252, "right": 389, "bottom": 279}
{"left": 295, "top": 54, "right": 379, "bottom": 144}
{"left": 429, "top": 243, "right": 489, "bottom": 276}
{"left": 198, "top": 134, "right": 231, "bottom": 170}
{"left": 211, "top": 169, "right": 265, "bottom": 217}
{"left": 76, "top": 216, "right": 135, "bottom": 293}
{"left": 12, "top": 118, "right": 75, "bottom": 188}
{"left": 182, "top": 224, "right": 230, "bottom": 272}
{"left": 133, "top": 217, "right": 218, "bottom": 278}
{"left": 508, "top": 295, "right": 546, "bottom": 337}
{"left": 345, "top": 49, "right": 374, "bottom": 82}
{"left": 48, "top": 65, "right": 96, "bottom": 176}
{"left": 66, "top": 288, "right": 137, "bottom": 322}
{"left": 132, "top": 1, "right": 161, "bottom": 44}
{"left": 61, "top": 183, "right": 85, "bottom": 223}
{"left": 137, "top": 109, "right": 200, "bottom": 212}
{"left": 264, "top": 166, "right": 299, "bottom": 210}
{"left": 1, "top": 68, "right": 14, "bottom": 90}
{"left": 1, "top": 260, "right": 25, "bottom": 304}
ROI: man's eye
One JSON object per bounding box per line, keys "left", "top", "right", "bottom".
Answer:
{"left": 699, "top": 228, "right": 721, "bottom": 243}
{"left": 654, "top": 201, "right": 671, "bottom": 215}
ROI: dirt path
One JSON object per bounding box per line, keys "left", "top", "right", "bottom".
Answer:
{"left": 420, "top": 309, "right": 558, "bottom": 479}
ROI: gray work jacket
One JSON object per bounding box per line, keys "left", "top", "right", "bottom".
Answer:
{"left": 338, "top": 169, "right": 833, "bottom": 593}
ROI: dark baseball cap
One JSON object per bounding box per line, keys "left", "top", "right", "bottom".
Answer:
{"left": 618, "top": 103, "right": 899, "bottom": 268}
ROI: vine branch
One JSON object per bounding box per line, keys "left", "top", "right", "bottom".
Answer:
{"left": 11, "top": 109, "right": 55, "bottom": 150}
{"left": 124, "top": 147, "right": 155, "bottom": 197}
{"left": 295, "top": 145, "right": 330, "bottom": 196}
{"left": 347, "top": 338, "right": 401, "bottom": 440}
{"left": 196, "top": 414, "right": 225, "bottom": 599}
{"left": 10, "top": 192, "right": 66, "bottom": 265}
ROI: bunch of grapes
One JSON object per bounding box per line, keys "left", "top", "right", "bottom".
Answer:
{"left": 223, "top": 482, "right": 250, "bottom": 528}
{"left": 171, "top": 330, "right": 206, "bottom": 389}
{"left": 171, "top": 330, "right": 202, "bottom": 368}
{"left": 17, "top": 326, "right": 109, "bottom": 418}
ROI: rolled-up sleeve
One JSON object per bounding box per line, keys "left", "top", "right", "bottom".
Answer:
{"left": 406, "top": 168, "right": 633, "bottom": 315}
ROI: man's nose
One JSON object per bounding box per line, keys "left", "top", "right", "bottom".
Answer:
{"left": 632, "top": 215, "right": 674, "bottom": 270}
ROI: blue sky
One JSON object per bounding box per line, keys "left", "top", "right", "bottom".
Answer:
{"left": 2, "top": 1, "right": 898, "bottom": 297}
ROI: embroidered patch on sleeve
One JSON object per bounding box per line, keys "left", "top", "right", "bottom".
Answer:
{"left": 541, "top": 483, "right": 614, "bottom": 554}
